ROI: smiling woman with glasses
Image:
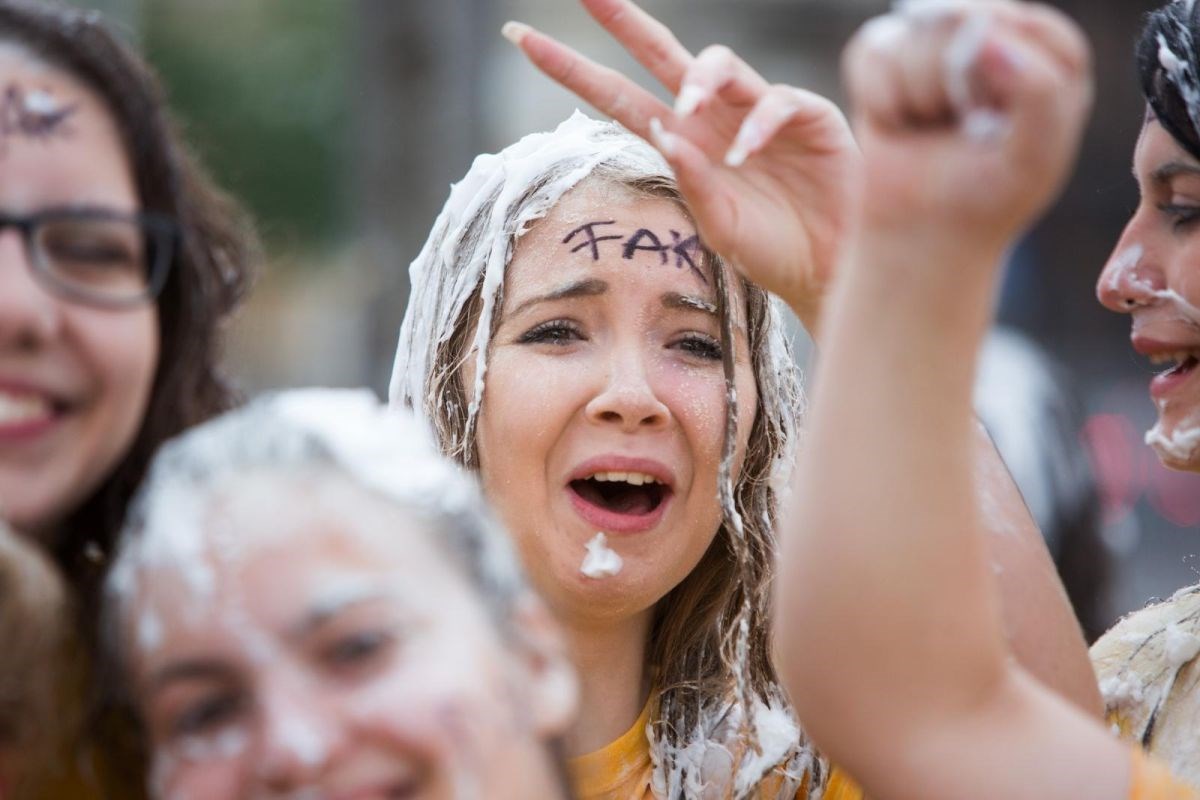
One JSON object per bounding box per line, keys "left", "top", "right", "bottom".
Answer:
{"left": 0, "top": 1, "right": 258, "bottom": 798}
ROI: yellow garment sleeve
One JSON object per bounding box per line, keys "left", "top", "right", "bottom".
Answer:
{"left": 822, "top": 767, "right": 864, "bottom": 800}
{"left": 1131, "top": 749, "right": 1200, "bottom": 800}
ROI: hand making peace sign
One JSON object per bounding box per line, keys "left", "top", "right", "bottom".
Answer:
{"left": 503, "top": 0, "right": 863, "bottom": 335}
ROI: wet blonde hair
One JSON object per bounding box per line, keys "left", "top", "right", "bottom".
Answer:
{"left": 390, "top": 114, "right": 821, "bottom": 798}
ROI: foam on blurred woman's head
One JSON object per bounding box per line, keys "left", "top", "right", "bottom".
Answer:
{"left": 103, "top": 390, "right": 576, "bottom": 799}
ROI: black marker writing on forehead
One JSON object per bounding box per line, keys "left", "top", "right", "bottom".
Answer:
{"left": 562, "top": 219, "right": 707, "bottom": 285}
{"left": 0, "top": 84, "right": 78, "bottom": 155}
{"left": 563, "top": 220, "right": 623, "bottom": 260}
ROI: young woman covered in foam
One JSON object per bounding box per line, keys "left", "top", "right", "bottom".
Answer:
{"left": 1088, "top": 1, "right": 1200, "bottom": 783}
{"left": 0, "top": 1, "right": 255, "bottom": 794}
{"left": 103, "top": 390, "right": 578, "bottom": 800}
{"left": 390, "top": 1, "right": 1100, "bottom": 795}
{"left": 774, "top": 1, "right": 1196, "bottom": 797}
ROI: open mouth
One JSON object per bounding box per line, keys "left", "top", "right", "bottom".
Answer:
{"left": 1148, "top": 350, "right": 1200, "bottom": 398}
{"left": 567, "top": 470, "right": 673, "bottom": 533}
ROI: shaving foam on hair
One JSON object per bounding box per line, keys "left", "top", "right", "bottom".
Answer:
{"left": 108, "top": 389, "right": 526, "bottom": 637}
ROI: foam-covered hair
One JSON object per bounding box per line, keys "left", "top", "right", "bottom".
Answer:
{"left": 106, "top": 389, "right": 527, "bottom": 635}
{"left": 1139, "top": 0, "right": 1200, "bottom": 161}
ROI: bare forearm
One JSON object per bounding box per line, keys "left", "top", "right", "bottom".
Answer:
{"left": 778, "top": 233, "right": 1010, "bottom": 764}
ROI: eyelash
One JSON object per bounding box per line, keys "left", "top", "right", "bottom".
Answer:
{"left": 517, "top": 320, "right": 584, "bottom": 346}
{"left": 172, "top": 691, "right": 245, "bottom": 739}
{"left": 1159, "top": 203, "right": 1200, "bottom": 231}
{"left": 674, "top": 333, "right": 722, "bottom": 361}
{"left": 322, "top": 629, "right": 393, "bottom": 671}
{"left": 517, "top": 320, "right": 722, "bottom": 360}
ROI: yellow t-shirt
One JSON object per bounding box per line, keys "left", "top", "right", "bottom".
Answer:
{"left": 568, "top": 701, "right": 863, "bottom": 800}
{"left": 1131, "top": 749, "right": 1200, "bottom": 799}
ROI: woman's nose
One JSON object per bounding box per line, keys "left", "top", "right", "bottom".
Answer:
{"left": 255, "top": 679, "right": 343, "bottom": 792}
{"left": 584, "top": 348, "right": 671, "bottom": 433}
{"left": 0, "top": 230, "right": 60, "bottom": 348}
{"left": 1096, "top": 239, "right": 1164, "bottom": 312}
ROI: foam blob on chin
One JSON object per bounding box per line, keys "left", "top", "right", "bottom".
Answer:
{"left": 579, "top": 533, "right": 622, "bottom": 579}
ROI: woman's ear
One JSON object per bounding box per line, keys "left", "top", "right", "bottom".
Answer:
{"left": 510, "top": 592, "right": 578, "bottom": 737}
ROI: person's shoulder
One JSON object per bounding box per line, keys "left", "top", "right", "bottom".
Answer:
{"left": 1091, "top": 584, "right": 1200, "bottom": 783}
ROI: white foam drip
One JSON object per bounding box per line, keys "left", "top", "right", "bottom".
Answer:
{"left": 1099, "top": 673, "right": 1146, "bottom": 709}
{"left": 1158, "top": 28, "right": 1200, "bottom": 144}
{"left": 649, "top": 694, "right": 809, "bottom": 798}
{"left": 580, "top": 532, "right": 623, "bottom": 579}
{"left": 22, "top": 88, "right": 60, "bottom": 116}
{"left": 1145, "top": 420, "right": 1200, "bottom": 461}
{"left": 1164, "top": 622, "right": 1200, "bottom": 667}
{"left": 1103, "top": 243, "right": 1146, "bottom": 296}
{"left": 178, "top": 728, "right": 249, "bottom": 763}
{"left": 1150, "top": 287, "right": 1200, "bottom": 322}
{"left": 137, "top": 608, "right": 163, "bottom": 654}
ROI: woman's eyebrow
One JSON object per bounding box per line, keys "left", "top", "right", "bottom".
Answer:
{"left": 508, "top": 278, "right": 608, "bottom": 317}
{"left": 662, "top": 291, "right": 716, "bottom": 316}
{"left": 1151, "top": 161, "right": 1200, "bottom": 183}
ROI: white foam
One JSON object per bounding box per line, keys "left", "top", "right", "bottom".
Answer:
{"left": 1146, "top": 421, "right": 1200, "bottom": 462}
{"left": 1163, "top": 623, "right": 1200, "bottom": 667}
{"left": 580, "top": 533, "right": 623, "bottom": 579}
{"left": 1103, "top": 243, "right": 1145, "bottom": 296}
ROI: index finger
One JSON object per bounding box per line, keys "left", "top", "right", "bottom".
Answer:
{"left": 505, "top": 21, "right": 673, "bottom": 138}
{"left": 580, "top": 0, "right": 694, "bottom": 93}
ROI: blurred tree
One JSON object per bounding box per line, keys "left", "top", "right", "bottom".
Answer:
{"left": 140, "top": 0, "right": 349, "bottom": 252}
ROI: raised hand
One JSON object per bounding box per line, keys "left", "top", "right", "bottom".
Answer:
{"left": 502, "top": 0, "right": 862, "bottom": 333}
{"left": 844, "top": 0, "right": 1092, "bottom": 261}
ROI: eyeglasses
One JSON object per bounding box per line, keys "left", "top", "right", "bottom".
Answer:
{"left": 0, "top": 207, "right": 179, "bottom": 310}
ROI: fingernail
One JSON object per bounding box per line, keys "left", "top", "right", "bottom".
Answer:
{"left": 501, "top": 20, "right": 532, "bottom": 45}
{"left": 674, "top": 84, "right": 708, "bottom": 117}
{"left": 649, "top": 118, "right": 678, "bottom": 157}
{"left": 724, "top": 119, "right": 762, "bottom": 168}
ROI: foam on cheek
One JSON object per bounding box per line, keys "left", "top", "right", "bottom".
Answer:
{"left": 1150, "top": 287, "right": 1200, "bottom": 323}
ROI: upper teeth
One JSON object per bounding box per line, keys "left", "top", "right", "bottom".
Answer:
{"left": 590, "top": 471, "right": 658, "bottom": 486}
{"left": 0, "top": 391, "right": 51, "bottom": 424}
{"left": 1148, "top": 351, "right": 1196, "bottom": 366}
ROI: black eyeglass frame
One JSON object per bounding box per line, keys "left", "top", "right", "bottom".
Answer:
{"left": 0, "top": 207, "right": 180, "bottom": 311}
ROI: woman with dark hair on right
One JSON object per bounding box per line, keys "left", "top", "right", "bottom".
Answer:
{"left": 0, "top": 0, "right": 256, "bottom": 795}
{"left": 768, "top": 0, "right": 1200, "bottom": 796}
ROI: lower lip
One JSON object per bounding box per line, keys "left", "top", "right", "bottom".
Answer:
{"left": 0, "top": 413, "right": 59, "bottom": 443}
{"left": 1151, "top": 360, "right": 1200, "bottom": 400}
{"left": 567, "top": 486, "right": 671, "bottom": 534}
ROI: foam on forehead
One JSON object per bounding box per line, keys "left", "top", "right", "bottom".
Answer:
{"left": 387, "top": 111, "right": 802, "bottom": 480}
{"left": 388, "top": 112, "right": 672, "bottom": 433}
{"left": 106, "top": 389, "right": 524, "bottom": 613}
